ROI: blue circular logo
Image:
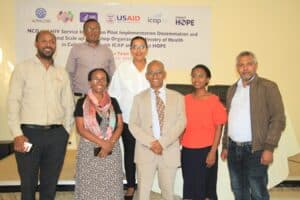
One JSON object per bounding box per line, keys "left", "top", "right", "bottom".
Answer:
{"left": 35, "top": 8, "right": 47, "bottom": 19}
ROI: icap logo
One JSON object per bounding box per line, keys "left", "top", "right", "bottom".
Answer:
{"left": 35, "top": 8, "right": 47, "bottom": 19}
{"left": 148, "top": 13, "right": 164, "bottom": 25}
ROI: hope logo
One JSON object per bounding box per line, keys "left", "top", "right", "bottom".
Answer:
{"left": 175, "top": 16, "right": 195, "bottom": 26}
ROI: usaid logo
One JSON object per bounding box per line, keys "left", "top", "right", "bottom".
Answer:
{"left": 106, "top": 14, "right": 141, "bottom": 24}
{"left": 175, "top": 16, "right": 195, "bottom": 26}
{"left": 116, "top": 15, "right": 141, "bottom": 23}
{"left": 80, "top": 12, "right": 98, "bottom": 22}
{"left": 35, "top": 8, "right": 47, "bottom": 19}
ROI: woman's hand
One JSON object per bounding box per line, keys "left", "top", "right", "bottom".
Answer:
{"left": 99, "top": 140, "right": 113, "bottom": 158}
{"left": 221, "top": 149, "right": 228, "bottom": 161}
{"left": 206, "top": 150, "right": 216, "bottom": 168}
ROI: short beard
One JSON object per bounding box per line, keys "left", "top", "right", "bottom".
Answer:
{"left": 37, "top": 49, "right": 54, "bottom": 60}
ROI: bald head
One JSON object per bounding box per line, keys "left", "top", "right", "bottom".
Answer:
{"left": 35, "top": 30, "right": 56, "bottom": 42}
{"left": 147, "top": 60, "right": 165, "bottom": 72}
{"left": 146, "top": 60, "right": 166, "bottom": 90}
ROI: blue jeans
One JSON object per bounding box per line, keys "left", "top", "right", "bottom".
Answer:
{"left": 227, "top": 139, "right": 269, "bottom": 200}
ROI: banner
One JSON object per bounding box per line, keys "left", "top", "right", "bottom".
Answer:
{"left": 15, "top": 0, "right": 211, "bottom": 69}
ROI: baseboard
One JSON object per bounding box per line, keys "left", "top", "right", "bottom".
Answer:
{"left": 276, "top": 180, "right": 300, "bottom": 188}
{"left": 0, "top": 181, "right": 299, "bottom": 193}
{"left": 0, "top": 183, "right": 135, "bottom": 193}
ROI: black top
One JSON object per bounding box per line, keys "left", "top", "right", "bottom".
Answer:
{"left": 74, "top": 97, "right": 122, "bottom": 125}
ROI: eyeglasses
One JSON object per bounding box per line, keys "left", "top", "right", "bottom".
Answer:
{"left": 90, "top": 78, "right": 106, "bottom": 84}
{"left": 147, "top": 70, "right": 164, "bottom": 76}
{"left": 131, "top": 45, "right": 147, "bottom": 50}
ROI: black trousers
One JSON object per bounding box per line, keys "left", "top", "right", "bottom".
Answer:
{"left": 122, "top": 123, "right": 136, "bottom": 188}
{"left": 15, "top": 125, "right": 69, "bottom": 200}
{"left": 181, "top": 146, "right": 218, "bottom": 200}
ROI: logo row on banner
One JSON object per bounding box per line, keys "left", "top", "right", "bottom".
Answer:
{"left": 16, "top": 1, "right": 210, "bottom": 69}
{"left": 33, "top": 7, "right": 195, "bottom": 26}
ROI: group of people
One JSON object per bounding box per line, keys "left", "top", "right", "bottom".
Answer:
{"left": 7, "top": 18, "right": 286, "bottom": 200}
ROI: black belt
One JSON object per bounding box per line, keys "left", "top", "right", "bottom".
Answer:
{"left": 21, "top": 124, "right": 62, "bottom": 130}
{"left": 229, "top": 138, "right": 252, "bottom": 147}
{"left": 74, "top": 92, "right": 84, "bottom": 97}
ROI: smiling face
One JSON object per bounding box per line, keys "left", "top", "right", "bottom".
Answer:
{"left": 130, "top": 38, "right": 148, "bottom": 62}
{"left": 146, "top": 61, "right": 166, "bottom": 90}
{"left": 191, "top": 67, "right": 210, "bottom": 89}
{"left": 236, "top": 55, "right": 258, "bottom": 82}
{"left": 89, "top": 70, "right": 108, "bottom": 94}
{"left": 35, "top": 31, "right": 56, "bottom": 60}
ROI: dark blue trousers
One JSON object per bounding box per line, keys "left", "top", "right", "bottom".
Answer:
{"left": 15, "top": 125, "right": 69, "bottom": 200}
{"left": 122, "top": 123, "right": 136, "bottom": 188}
{"left": 181, "top": 146, "right": 218, "bottom": 200}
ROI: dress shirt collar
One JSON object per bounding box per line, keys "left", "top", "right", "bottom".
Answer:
{"left": 237, "top": 74, "right": 256, "bottom": 87}
{"left": 131, "top": 60, "right": 148, "bottom": 73}
{"left": 150, "top": 85, "right": 166, "bottom": 94}
{"left": 84, "top": 41, "right": 100, "bottom": 47}
{"left": 150, "top": 85, "right": 166, "bottom": 103}
{"left": 34, "top": 55, "right": 55, "bottom": 68}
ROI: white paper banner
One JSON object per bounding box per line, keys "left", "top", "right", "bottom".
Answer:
{"left": 15, "top": 0, "right": 211, "bottom": 70}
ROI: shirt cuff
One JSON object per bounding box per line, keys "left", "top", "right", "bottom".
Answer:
{"left": 264, "top": 143, "right": 276, "bottom": 152}
{"left": 12, "top": 130, "right": 23, "bottom": 138}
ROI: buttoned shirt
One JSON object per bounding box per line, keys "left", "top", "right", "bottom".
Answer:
{"left": 150, "top": 87, "right": 166, "bottom": 139}
{"left": 228, "top": 79, "right": 252, "bottom": 142}
{"left": 7, "top": 56, "right": 74, "bottom": 137}
{"left": 66, "top": 42, "right": 116, "bottom": 94}
{"left": 108, "top": 60, "right": 149, "bottom": 123}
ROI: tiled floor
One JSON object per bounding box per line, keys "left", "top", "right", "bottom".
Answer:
{"left": 1, "top": 189, "right": 300, "bottom": 200}
{"left": 1, "top": 151, "right": 299, "bottom": 199}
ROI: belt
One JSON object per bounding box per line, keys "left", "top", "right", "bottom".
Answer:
{"left": 74, "top": 92, "right": 84, "bottom": 97}
{"left": 229, "top": 138, "right": 252, "bottom": 147}
{"left": 21, "top": 124, "right": 62, "bottom": 130}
